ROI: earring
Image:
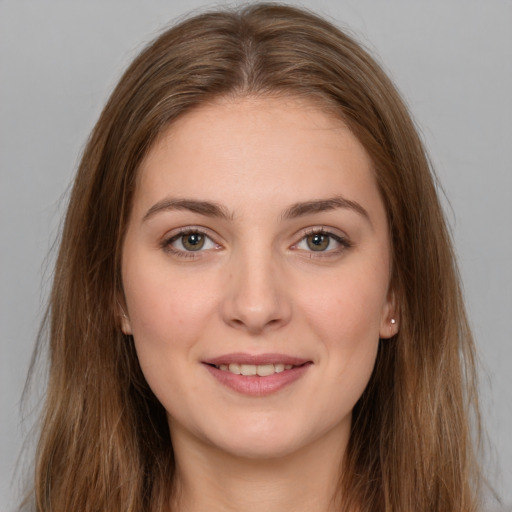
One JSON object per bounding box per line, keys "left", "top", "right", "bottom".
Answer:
{"left": 390, "top": 318, "right": 396, "bottom": 325}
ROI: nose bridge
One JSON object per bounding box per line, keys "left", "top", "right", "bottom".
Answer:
{"left": 222, "top": 241, "right": 291, "bottom": 334}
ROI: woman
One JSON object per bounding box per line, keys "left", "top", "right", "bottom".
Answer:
{"left": 28, "top": 3, "right": 482, "bottom": 511}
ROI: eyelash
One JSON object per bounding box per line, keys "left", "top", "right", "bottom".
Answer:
{"left": 161, "top": 228, "right": 218, "bottom": 259}
{"left": 161, "top": 227, "right": 352, "bottom": 259}
{"left": 295, "top": 228, "right": 352, "bottom": 257}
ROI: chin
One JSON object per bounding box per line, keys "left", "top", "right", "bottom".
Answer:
{"left": 202, "top": 415, "right": 344, "bottom": 461}
{"left": 212, "top": 432, "right": 307, "bottom": 460}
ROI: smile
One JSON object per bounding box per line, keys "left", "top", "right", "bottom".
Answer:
{"left": 203, "top": 354, "right": 312, "bottom": 396}
{"left": 214, "top": 363, "right": 295, "bottom": 376}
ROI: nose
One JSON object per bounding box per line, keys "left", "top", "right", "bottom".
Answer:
{"left": 221, "top": 248, "right": 292, "bottom": 335}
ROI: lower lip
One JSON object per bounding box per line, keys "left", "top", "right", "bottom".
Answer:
{"left": 203, "top": 363, "right": 312, "bottom": 396}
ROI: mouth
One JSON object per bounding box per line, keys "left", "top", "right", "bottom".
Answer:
{"left": 202, "top": 354, "right": 312, "bottom": 396}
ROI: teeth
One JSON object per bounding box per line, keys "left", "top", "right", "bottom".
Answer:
{"left": 217, "top": 363, "right": 296, "bottom": 376}
{"left": 240, "top": 364, "right": 257, "bottom": 376}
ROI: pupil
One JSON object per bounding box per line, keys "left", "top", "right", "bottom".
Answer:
{"left": 188, "top": 234, "right": 201, "bottom": 245}
{"left": 312, "top": 234, "right": 323, "bottom": 245}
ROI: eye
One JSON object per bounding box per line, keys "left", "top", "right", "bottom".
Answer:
{"left": 163, "top": 229, "right": 218, "bottom": 254}
{"left": 294, "top": 229, "right": 350, "bottom": 254}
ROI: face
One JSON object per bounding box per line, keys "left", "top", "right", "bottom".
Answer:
{"left": 121, "top": 96, "right": 398, "bottom": 460}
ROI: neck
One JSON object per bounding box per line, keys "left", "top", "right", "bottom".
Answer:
{"left": 169, "top": 423, "right": 349, "bottom": 512}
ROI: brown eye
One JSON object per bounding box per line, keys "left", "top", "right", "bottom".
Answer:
{"left": 306, "top": 233, "right": 330, "bottom": 251}
{"left": 294, "top": 230, "right": 351, "bottom": 255}
{"left": 163, "top": 229, "right": 218, "bottom": 255}
{"left": 181, "top": 232, "right": 205, "bottom": 251}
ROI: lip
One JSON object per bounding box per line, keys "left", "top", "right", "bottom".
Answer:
{"left": 202, "top": 353, "right": 312, "bottom": 396}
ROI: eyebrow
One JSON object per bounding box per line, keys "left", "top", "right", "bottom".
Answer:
{"left": 142, "top": 195, "right": 371, "bottom": 225}
{"left": 281, "top": 196, "right": 371, "bottom": 224}
{"left": 142, "top": 198, "right": 232, "bottom": 222}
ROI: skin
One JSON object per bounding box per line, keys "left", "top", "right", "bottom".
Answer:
{"left": 121, "top": 95, "right": 398, "bottom": 512}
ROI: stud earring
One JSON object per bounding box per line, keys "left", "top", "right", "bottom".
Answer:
{"left": 390, "top": 318, "right": 396, "bottom": 325}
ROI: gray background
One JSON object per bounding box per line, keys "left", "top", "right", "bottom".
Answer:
{"left": 1, "top": 0, "right": 511, "bottom": 509}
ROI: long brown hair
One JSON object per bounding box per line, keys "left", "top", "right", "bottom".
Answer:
{"left": 28, "top": 4, "right": 482, "bottom": 511}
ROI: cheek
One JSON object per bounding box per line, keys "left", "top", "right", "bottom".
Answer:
{"left": 123, "top": 260, "right": 218, "bottom": 343}
{"left": 296, "top": 261, "right": 388, "bottom": 386}
{"left": 121, "top": 261, "right": 223, "bottom": 409}
{"left": 122, "top": 262, "right": 220, "bottom": 410}
{"left": 299, "top": 265, "right": 388, "bottom": 341}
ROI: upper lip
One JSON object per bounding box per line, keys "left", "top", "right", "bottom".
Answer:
{"left": 203, "top": 353, "right": 311, "bottom": 366}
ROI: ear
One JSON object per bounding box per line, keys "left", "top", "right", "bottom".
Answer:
{"left": 379, "top": 288, "right": 399, "bottom": 339}
{"left": 117, "top": 298, "right": 133, "bottom": 335}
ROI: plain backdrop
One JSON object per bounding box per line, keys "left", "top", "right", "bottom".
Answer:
{"left": 1, "top": 0, "right": 511, "bottom": 509}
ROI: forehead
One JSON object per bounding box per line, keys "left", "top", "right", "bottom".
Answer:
{"left": 133, "top": 95, "right": 384, "bottom": 223}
